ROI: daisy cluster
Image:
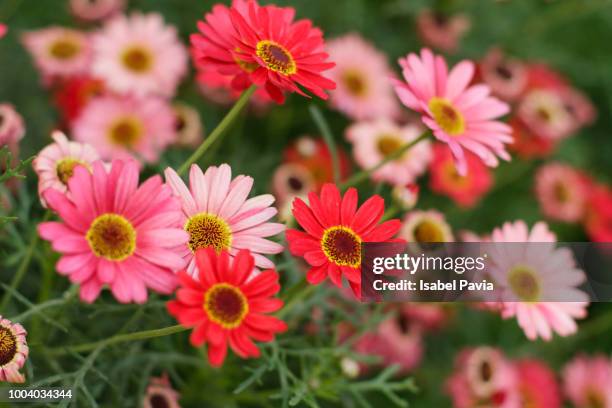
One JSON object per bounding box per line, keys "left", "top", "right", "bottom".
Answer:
{"left": 0, "top": 1, "right": 609, "bottom": 407}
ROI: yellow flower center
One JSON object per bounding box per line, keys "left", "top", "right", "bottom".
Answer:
{"left": 49, "top": 37, "right": 81, "bottom": 60}
{"left": 413, "top": 220, "right": 446, "bottom": 243}
{"left": 428, "top": 97, "right": 465, "bottom": 136}
{"left": 86, "top": 214, "right": 137, "bottom": 261}
{"left": 185, "top": 213, "right": 232, "bottom": 253}
{"left": 108, "top": 116, "right": 143, "bottom": 147}
{"left": 553, "top": 181, "right": 570, "bottom": 203}
{"left": 255, "top": 40, "right": 296, "bottom": 76}
{"left": 376, "top": 134, "right": 404, "bottom": 159}
{"left": 342, "top": 69, "right": 368, "bottom": 97}
{"left": 585, "top": 388, "right": 606, "bottom": 408}
{"left": 204, "top": 283, "right": 249, "bottom": 329}
{"left": 0, "top": 326, "right": 17, "bottom": 366}
{"left": 507, "top": 265, "right": 540, "bottom": 302}
{"left": 55, "top": 158, "right": 88, "bottom": 185}
{"left": 121, "top": 45, "right": 154, "bottom": 73}
{"left": 321, "top": 226, "right": 362, "bottom": 268}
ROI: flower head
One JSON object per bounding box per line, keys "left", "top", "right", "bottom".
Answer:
{"left": 172, "top": 102, "right": 204, "bottom": 148}
{"left": 326, "top": 33, "right": 399, "bottom": 120}
{"left": 429, "top": 143, "right": 492, "bottom": 208}
{"left": 515, "top": 359, "right": 562, "bottom": 408}
{"left": 0, "top": 316, "right": 28, "bottom": 383}
{"left": 346, "top": 119, "right": 432, "bottom": 186}
{"left": 164, "top": 164, "right": 284, "bottom": 276}
{"left": 272, "top": 163, "right": 315, "bottom": 206}
{"left": 392, "top": 183, "right": 420, "bottom": 211}
{"left": 22, "top": 27, "right": 91, "bottom": 83}
{"left": 584, "top": 185, "right": 612, "bottom": 242}
{"left": 399, "top": 210, "right": 454, "bottom": 244}
{"left": 0, "top": 24, "right": 7, "bottom": 39}
{"left": 73, "top": 95, "right": 177, "bottom": 163}
{"left": 479, "top": 48, "right": 528, "bottom": 101}
{"left": 489, "top": 220, "right": 588, "bottom": 341}
{"left": 193, "top": 0, "right": 335, "bottom": 104}
{"left": 33, "top": 131, "right": 100, "bottom": 204}
{"left": 143, "top": 373, "right": 181, "bottom": 408}
{"left": 0, "top": 104, "right": 25, "bottom": 155}
{"left": 167, "top": 248, "right": 287, "bottom": 367}
{"left": 38, "top": 160, "right": 189, "bottom": 303}
{"left": 92, "top": 13, "right": 188, "bottom": 97}
{"left": 535, "top": 163, "right": 589, "bottom": 222}
{"left": 69, "top": 0, "right": 125, "bottom": 22}
{"left": 286, "top": 183, "right": 402, "bottom": 297}
{"left": 393, "top": 48, "right": 512, "bottom": 175}
{"left": 53, "top": 76, "right": 105, "bottom": 125}
{"left": 563, "top": 355, "right": 612, "bottom": 408}
{"left": 416, "top": 10, "right": 470, "bottom": 53}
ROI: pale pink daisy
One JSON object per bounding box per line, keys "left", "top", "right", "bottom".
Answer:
{"left": 400, "top": 209, "right": 454, "bottom": 244}
{"left": 393, "top": 48, "right": 513, "bottom": 175}
{"left": 0, "top": 104, "right": 25, "bottom": 157}
{"left": 69, "top": 0, "right": 125, "bottom": 22}
{"left": 563, "top": 355, "right": 612, "bottom": 408}
{"left": 33, "top": 131, "right": 100, "bottom": 205}
{"left": 518, "top": 89, "right": 575, "bottom": 140}
{"left": 416, "top": 10, "right": 470, "bottom": 53}
{"left": 326, "top": 34, "right": 399, "bottom": 120}
{"left": 73, "top": 95, "right": 177, "bottom": 163}
{"left": 38, "top": 160, "right": 189, "bottom": 303}
{"left": 0, "top": 316, "right": 28, "bottom": 383}
{"left": 143, "top": 373, "right": 181, "bottom": 408}
{"left": 172, "top": 102, "right": 204, "bottom": 148}
{"left": 272, "top": 163, "right": 315, "bottom": 206}
{"left": 164, "top": 164, "right": 285, "bottom": 276}
{"left": 22, "top": 27, "right": 91, "bottom": 83}
{"left": 92, "top": 13, "right": 188, "bottom": 97}
{"left": 489, "top": 220, "right": 588, "bottom": 341}
{"left": 346, "top": 119, "right": 431, "bottom": 186}
{"left": 479, "top": 48, "right": 528, "bottom": 102}
{"left": 392, "top": 183, "right": 419, "bottom": 211}
{"left": 535, "top": 163, "right": 589, "bottom": 223}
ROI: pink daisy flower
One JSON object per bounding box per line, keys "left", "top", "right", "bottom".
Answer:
{"left": 0, "top": 104, "right": 25, "bottom": 157}
{"left": 73, "top": 95, "right": 177, "bottom": 163}
{"left": 563, "top": 355, "right": 612, "bottom": 408}
{"left": 429, "top": 143, "right": 493, "bottom": 208}
{"left": 392, "top": 183, "right": 420, "bottom": 211}
{"left": 38, "top": 160, "right": 189, "bottom": 303}
{"left": 393, "top": 48, "right": 513, "bottom": 175}
{"left": 33, "top": 131, "right": 100, "bottom": 205}
{"left": 22, "top": 27, "right": 91, "bottom": 83}
{"left": 346, "top": 119, "right": 432, "bottom": 186}
{"left": 489, "top": 220, "right": 588, "bottom": 341}
{"left": 515, "top": 359, "right": 562, "bottom": 408}
{"left": 92, "top": 13, "right": 188, "bottom": 97}
{"left": 518, "top": 89, "right": 575, "bottom": 141}
{"left": 416, "top": 10, "right": 470, "bottom": 54}
{"left": 0, "top": 316, "right": 28, "bottom": 383}
{"left": 143, "top": 373, "right": 181, "bottom": 408}
{"left": 326, "top": 33, "right": 400, "bottom": 120}
{"left": 164, "top": 164, "right": 285, "bottom": 276}
{"left": 172, "top": 102, "right": 204, "bottom": 148}
{"left": 479, "top": 48, "right": 528, "bottom": 102}
{"left": 535, "top": 163, "right": 589, "bottom": 223}
{"left": 0, "top": 24, "right": 7, "bottom": 39}
{"left": 69, "top": 0, "right": 125, "bottom": 22}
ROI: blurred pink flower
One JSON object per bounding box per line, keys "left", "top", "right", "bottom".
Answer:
{"left": 400, "top": 209, "right": 454, "bottom": 244}
{"left": 518, "top": 89, "right": 575, "bottom": 140}
{"left": 489, "top": 220, "right": 588, "bottom": 341}
{"left": 479, "top": 48, "right": 528, "bottom": 101}
{"left": 514, "top": 359, "right": 562, "bottom": 408}
{"left": 0, "top": 316, "right": 28, "bottom": 383}
{"left": 0, "top": 24, "right": 7, "bottom": 39}
{"left": 33, "top": 131, "right": 100, "bottom": 205}
{"left": 346, "top": 119, "right": 431, "bottom": 186}
{"left": 392, "top": 183, "right": 419, "bottom": 211}
{"left": 416, "top": 10, "right": 470, "bottom": 53}
{"left": 326, "top": 33, "right": 400, "bottom": 120}
{"left": 69, "top": 0, "right": 125, "bottom": 22}
{"left": 563, "top": 354, "right": 612, "bottom": 408}
{"left": 0, "top": 104, "right": 25, "bottom": 157}
{"left": 38, "top": 160, "right": 189, "bottom": 303}
{"left": 22, "top": 27, "right": 91, "bottom": 83}
{"left": 271, "top": 163, "right": 315, "bottom": 206}
{"left": 172, "top": 102, "right": 203, "bottom": 148}
{"left": 143, "top": 373, "right": 181, "bottom": 408}
{"left": 535, "top": 162, "right": 589, "bottom": 222}
{"left": 429, "top": 143, "right": 492, "bottom": 208}
{"left": 164, "top": 164, "right": 285, "bottom": 276}
{"left": 584, "top": 184, "right": 612, "bottom": 242}
{"left": 446, "top": 347, "right": 518, "bottom": 408}
{"left": 92, "top": 13, "right": 188, "bottom": 97}
{"left": 73, "top": 95, "right": 177, "bottom": 163}
{"left": 393, "top": 48, "right": 512, "bottom": 175}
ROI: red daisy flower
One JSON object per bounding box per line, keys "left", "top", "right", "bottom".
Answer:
{"left": 286, "top": 183, "right": 402, "bottom": 297}
{"left": 167, "top": 248, "right": 287, "bottom": 367}
{"left": 229, "top": 2, "right": 335, "bottom": 103}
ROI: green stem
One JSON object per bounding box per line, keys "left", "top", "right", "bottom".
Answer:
{"left": 277, "top": 278, "right": 317, "bottom": 319}
{"left": 46, "top": 324, "right": 188, "bottom": 356}
{"left": 309, "top": 105, "right": 340, "bottom": 184}
{"left": 0, "top": 210, "right": 51, "bottom": 311}
{"left": 340, "top": 130, "right": 431, "bottom": 190}
{"left": 177, "top": 85, "right": 256, "bottom": 175}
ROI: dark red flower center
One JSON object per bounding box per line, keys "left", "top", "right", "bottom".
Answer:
{"left": 204, "top": 283, "right": 249, "bottom": 329}
{"left": 256, "top": 40, "right": 296, "bottom": 76}
{"left": 0, "top": 326, "right": 17, "bottom": 366}
{"left": 149, "top": 393, "right": 170, "bottom": 408}
{"left": 321, "top": 226, "right": 362, "bottom": 267}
